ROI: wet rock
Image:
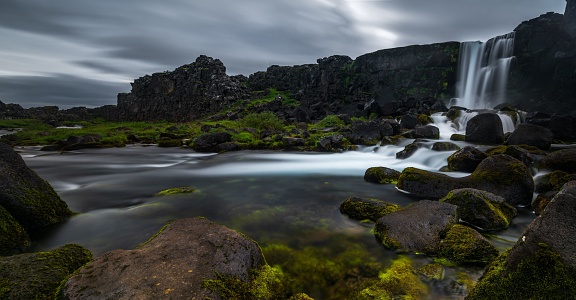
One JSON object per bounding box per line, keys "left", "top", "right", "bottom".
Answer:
{"left": 437, "top": 224, "right": 499, "bottom": 264}
{"left": 431, "top": 142, "right": 460, "bottom": 151}
{"left": 466, "top": 181, "right": 576, "bottom": 299}
{"left": 192, "top": 132, "right": 232, "bottom": 152}
{"left": 484, "top": 145, "right": 541, "bottom": 168}
{"left": 339, "top": 196, "right": 400, "bottom": 222}
{"left": 447, "top": 146, "right": 488, "bottom": 172}
{"left": 396, "top": 140, "right": 426, "bottom": 159}
{"left": 348, "top": 119, "right": 394, "bottom": 145}
{"left": 397, "top": 154, "right": 534, "bottom": 206}
{"left": 403, "top": 125, "right": 440, "bottom": 139}
{"left": 0, "top": 205, "right": 30, "bottom": 256}
{"left": 534, "top": 170, "right": 576, "bottom": 193}
{"left": 505, "top": 123, "right": 554, "bottom": 150}
{"left": 400, "top": 114, "right": 419, "bottom": 129}
{"left": 62, "top": 217, "right": 272, "bottom": 300}
{"left": 373, "top": 200, "right": 459, "bottom": 253}
{"left": 532, "top": 191, "right": 557, "bottom": 215}
{"left": 282, "top": 137, "right": 306, "bottom": 147}
{"left": 317, "top": 134, "right": 350, "bottom": 152}
{"left": 465, "top": 113, "right": 504, "bottom": 145}
{"left": 0, "top": 244, "right": 92, "bottom": 300}
{"left": 157, "top": 139, "right": 182, "bottom": 147}
{"left": 539, "top": 148, "right": 576, "bottom": 173}
{"left": 0, "top": 142, "right": 72, "bottom": 231}
{"left": 363, "top": 167, "right": 401, "bottom": 184}
{"left": 450, "top": 134, "right": 466, "bottom": 141}
{"left": 548, "top": 114, "right": 575, "bottom": 141}
{"left": 440, "top": 189, "right": 517, "bottom": 231}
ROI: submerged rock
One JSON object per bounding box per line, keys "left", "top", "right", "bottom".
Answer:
{"left": 397, "top": 154, "right": 534, "bottom": 206}
{"left": 466, "top": 181, "right": 576, "bottom": 299}
{"left": 0, "top": 142, "right": 72, "bottom": 231}
{"left": 339, "top": 196, "right": 400, "bottom": 222}
{"left": 440, "top": 189, "right": 517, "bottom": 231}
{"left": 437, "top": 224, "right": 499, "bottom": 264}
{"left": 363, "top": 167, "right": 401, "bottom": 184}
{"left": 373, "top": 200, "right": 459, "bottom": 253}
{"left": 0, "top": 244, "right": 92, "bottom": 300}
{"left": 61, "top": 217, "right": 273, "bottom": 300}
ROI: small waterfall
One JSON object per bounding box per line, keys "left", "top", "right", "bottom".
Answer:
{"left": 453, "top": 32, "right": 515, "bottom": 109}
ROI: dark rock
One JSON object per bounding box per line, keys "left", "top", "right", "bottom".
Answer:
{"left": 217, "top": 142, "right": 240, "bottom": 152}
{"left": 0, "top": 244, "right": 92, "bottom": 300}
{"left": 339, "top": 196, "right": 400, "bottom": 222}
{"left": 157, "top": 139, "right": 182, "bottom": 147}
{"left": 431, "top": 99, "right": 448, "bottom": 112}
{"left": 450, "top": 134, "right": 466, "bottom": 141}
{"left": 400, "top": 114, "right": 419, "bottom": 129}
{"left": 397, "top": 154, "right": 534, "bottom": 206}
{"left": 437, "top": 224, "right": 499, "bottom": 264}
{"left": 534, "top": 170, "right": 576, "bottom": 193}
{"left": 505, "top": 123, "right": 554, "bottom": 150}
{"left": 440, "top": 189, "right": 517, "bottom": 231}
{"left": 539, "top": 148, "right": 576, "bottom": 173}
{"left": 447, "top": 146, "right": 487, "bottom": 172}
{"left": 532, "top": 191, "right": 557, "bottom": 216}
{"left": 317, "top": 134, "right": 350, "bottom": 152}
{"left": 0, "top": 142, "right": 72, "bottom": 231}
{"left": 348, "top": 119, "right": 394, "bottom": 145}
{"left": 373, "top": 200, "right": 459, "bottom": 254}
{"left": 484, "top": 145, "right": 539, "bottom": 168}
{"left": 548, "top": 114, "right": 575, "bottom": 141}
{"left": 465, "top": 113, "right": 504, "bottom": 145}
{"left": 408, "top": 125, "right": 440, "bottom": 139}
{"left": 364, "top": 167, "right": 401, "bottom": 184}
{"left": 0, "top": 205, "right": 30, "bottom": 256}
{"left": 431, "top": 142, "right": 460, "bottom": 152}
{"left": 396, "top": 141, "right": 426, "bottom": 159}
{"left": 192, "top": 132, "right": 232, "bottom": 152}
{"left": 466, "top": 181, "right": 576, "bottom": 299}
{"left": 282, "top": 137, "right": 305, "bottom": 147}
{"left": 61, "top": 218, "right": 269, "bottom": 300}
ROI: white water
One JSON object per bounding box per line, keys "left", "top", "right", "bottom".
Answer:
{"left": 453, "top": 32, "right": 515, "bottom": 109}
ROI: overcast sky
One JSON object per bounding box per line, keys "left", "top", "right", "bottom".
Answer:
{"left": 0, "top": 0, "right": 567, "bottom": 108}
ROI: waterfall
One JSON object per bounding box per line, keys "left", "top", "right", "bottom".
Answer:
{"left": 453, "top": 32, "right": 515, "bottom": 109}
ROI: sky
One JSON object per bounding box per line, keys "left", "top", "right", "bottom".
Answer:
{"left": 0, "top": 0, "right": 568, "bottom": 109}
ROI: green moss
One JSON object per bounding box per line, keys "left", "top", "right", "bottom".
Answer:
{"left": 436, "top": 224, "right": 499, "bottom": 264}
{"left": 356, "top": 256, "right": 428, "bottom": 300}
{"left": 339, "top": 196, "right": 400, "bottom": 222}
{"left": 466, "top": 243, "right": 576, "bottom": 299}
{"left": 417, "top": 114, "right": 433, "bottom": 125}
{"left": 155, "top": 186, "right": 196, "bottom": 196}
{"left": 417, "top": 263, "right": 444, "bottom": 281}
{"left": 202, "top": 265, "right": 286, "bottom": 300}
{"left": 363, "top": 167, "right": 400, "bottom": 185}
{"left": 316, "top": 115, "right": 345, "bottom": 128}
{"left": 241, "top": 112, "right": 284, "bottom": 132}
{"left": 0, "top": 205, "right": 30, "bottom": 256}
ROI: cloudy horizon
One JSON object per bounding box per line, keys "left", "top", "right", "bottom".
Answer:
{"left": 0, "top": 0, "right": 567, "bottom": 109}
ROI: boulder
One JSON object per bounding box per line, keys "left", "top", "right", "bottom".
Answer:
{"left": 61, "top": 217, "right": 274, "bottom": 300}
{"left": 466, "top": 181, "right": 576, "bottom": 299}
{"left": 485, "top": 145, "right": 541, "bottom": 168}
{"left": 397, "top": 154, "right": 534, "bottom": 206}
{"left": 465, "top": 113, "right": 504, "bottom": 145}
{"left": 0, "top": 244, "right": 92, "bottom": 300}
{"left": 447, "top": 146, "right": 488, "bottom": 172}
{"left": 440, "top": 189, "right": 517, "bottom": 231}
{"left": 317, "top": 134, "right": 350, "bottom": 152}
{"left": 0, "top": 205, "right": 30, "bottom": 256}
{"left": 282, "top": 137, "right": 305, "bottom": 147}
{"left": 548, "top": 114, "right": 575, "bottom": 141}
{"left": 348, "top": 120, "right": 394, "bottom": 145}
{"left": 373, "top": 200, "right": 459, "bottom": 253}
{"left": 539, "top": 148, "right": 576, "bottom": 173}
{"left": 403, "top": 125, "right": 440, "bottom": 139}
{"left": 436, "top": 224, "right": 499, "bottom": 264}
{"left": 192, "top": 132, "right": 232, "bottom": 152}
{"left": 534, "top": 170, "right": 576, "bottom": 193}
{"left": 363, "top": 167, "right": 401, "bottom": 184}
{"left": 339, "top": 196, "right": 400, "bottom": 222}
{"left": 431, "top": 142, "right": 460, "bottom": 151}
{"left": 400, "top": 114, "right": 419, "bottom": 129}
{"left": 0, "top": 142, "right": 72, "bottom": 231}
{"left": 506, "top": 123, "right": 554, "bottom": 150}
{"left": 532, "top": 191, "right": 557, "bottom": 216}
{"left": 396, "top": 140, "right": 426, "bottom": 159}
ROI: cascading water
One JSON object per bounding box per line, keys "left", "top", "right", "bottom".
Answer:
{"left": 453, "top": 32, "right": 515, "bottom": 110}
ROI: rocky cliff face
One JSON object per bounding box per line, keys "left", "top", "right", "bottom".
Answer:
{"left": 117, "top": 55, "right": 251, "bottom": 122}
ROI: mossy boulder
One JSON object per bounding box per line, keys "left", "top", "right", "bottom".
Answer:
{"left": 417, "top": 263, "right": 444, "bottom": 281}
{"left": 0, "top": 244, "right": 92, "bottom": 300}
{"left": 532, "top": 191, "right": 557, "bottom": 215}
{"left": 484, "top": 145, "right": 543, "bottom": 168}
{"left": 157, "top": 138, "right": 182, "bottom": 147}
{"left": 437, "top": 224, "right": 499, "bottom": 264}
{"left": 431, "top": 142, "right": 460, "bottom": 151}
{"left": 447, "top": 146, "right": 487, "bottom": 172}
{"left": 0, "top": 205, "right": 30, "bottom": 256}
{"left": 396, "top": 140, "right": 426, "bottom": 159}
{"left": 505, "top": 123, "right": 554, "bottom": 150}
{"left": 465, "top": 113, "right": 504, "bottom": 145}
{"left": 534, "top": 170, "right": 576, "bottom": 193}
{"left": 0, "top": 142, "right": 72, "bottom": 231}
{"left": 373, "top": 200, "right": 459, "bottom": 253}
{"left": 363, "top": 167, "right": 401, "bottom": 184}
{"left": 192, "top": 132, "right": 233, "bottom": 152}
{"left": 440, "top": 189, "right": 517, "bottom": 231}
{"left": 339, "top": 196, "right": 401, "bottom": 222}
{"left": 466, "top": 181, "right": 576, "bottom": 299}
{"left": 61, "top": 217, "right": 277, "bottom": 300}
{"left": 397, "top": 154, "right": 534, "bottom": 206}
{"left": 539, "top": 148, "right": 576, "bottom": 173}
{"left": 155, "top": 186, "right": 196, "bottom": 196}
{"left": 355, "top": 256, "right": 428, "bottom": 299}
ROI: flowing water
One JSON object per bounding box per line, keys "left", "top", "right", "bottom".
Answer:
{"left": 19, "top": 140, "right": 536, "bottom": 299}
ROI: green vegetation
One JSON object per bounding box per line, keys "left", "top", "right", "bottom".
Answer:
{"left": 315, "top": 115, "right": 345, "bottom": 128}
{"left": 155, "top": 186, "right": 196, "bottom": 196}
{"left": 202, "top": 265, "right": 285, "bottom": 300}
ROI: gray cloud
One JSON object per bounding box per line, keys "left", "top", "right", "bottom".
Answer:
{"left": 0, "top": 0, "right": 567, "bottom": 108}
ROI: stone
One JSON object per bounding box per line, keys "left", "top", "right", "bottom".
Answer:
{"left": 548, "top": 114, "right": 575, "bottom": 141}
{"left": 436, "top": 224, "right": 499, "bottom": 264}
{"left": 440, "top": 189, "right": 517, "bottom": 231}
{"left": 447, "top": 146, "right": 488, "bottom": 172}
{"left": 396, "top": 140, "right": 426, "bottom": 159}
{"left": 0, "top": 142, "right": 72, "bottom": 231}
{"left": 534, "top": 170, "right": 576, "bottom": 193}
{"left": 0, "top": 244, "right": 92, "bottom": 300}
{"left": 282, "top": 137, "right": 306, "bottom": 147}
{"left": 539, "top": 148, "right": 576, "bottom": 173}
{"left": 363, "top": 167, "right": 401, "bottom": 184}
{"left": 192, "top": 132, "right": 232, "bottom": 152}
{"left": 466, "top": 181, "right": 576, "bottom": 299}
{"left": 465, "top": 113, "right": 504, "bottom": 145}
{"left": 397, "top": 154, "right": 534, "bottom": 206}
{"left": 61, "top": 218, "right": 271, "bottom": 300}
{"left": 505, "top": 123, "right": 554, "bottom": 150}
{"left": 400, "top": 114, "right": 419, "bottom": 129}
{"left": 431, "top": 142, "right": 460, "bottom": 151}
{"left": 317, "top": 134, "right": 350, "bottom": 152}
{"left": 0, "top": 205, "right": 30, "bottom": 256}
{"left": 484, "top": 145, "right": 540, "bottom": 168}
{"left": 373, "top": 200, "right": 459, "bottom": 254}
{"left": 347, "top": 119, "right": 394, "bottom": 145}
{"left": 339, "top": 196, "right": 400, "bottom": 222}
{"left": 532, "top": 191, "right": 557, "bottom": 216}
{"left": 403, "top": 125, "right": 440, "bottom": 139}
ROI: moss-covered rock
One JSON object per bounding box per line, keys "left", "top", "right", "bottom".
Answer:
{"left": 534, "top": 170, "right": 576, "bottom": 193}
{"left": 440, "top": 189, "right": 517, "bottom": 231}
{"left": 0, "top": 244, "right": 92, "bottom": 300}
{"left": 417, "top": 263, "right": 444, "bottom": 281}
{"left": 155, "top": 186, "right": 196, "bottom": 196}
{"left": 450, "top": 133, "right": 466, "bottom": 141}
{"left": 431, "top": 142, "right": 460, "bottom": 152}
{"left": 157, "top": 138, "right": 182, "bottom": 147}
{"left": 396, "top": 141, "right": 426, "bottom": 159}
{"left": 363, "top": 167, "right": 401, "bottom": 184}
{"left": 465, "top": 113, "right": 504, "bottom": 145}
{"left": 532, "top": 191, "right": 557, "bottom": 215}
{"left": 485, "top": 145, "right": 544, "bottom": 168}
{"left": 505, "top": 123, "right": 554, "bottom": 150}
{"left": 437, "top": 224, "right": 499, "bottom": 264}
{"left": 0, "top": 142, "right": 72, "bottom": 231}
{"left": 339, "top": 196, "right": 400, "bottom": 222}
{"left": 202, "top": 265, "right": 285, "bottom": 300}
{"left": 397, "top": 154, "right": 534, "bottom": 206}
{"left": 447, "top": 146, "right": 488, "bottom": 172}
{"left": 288, "top": 293, "right": 314, "bottom": 300}
{"left": 355, "top": 256, "right": 428, "bottom": 300}
{"left": 0, "top": 205, "right": 30, "bottom": 256}
{"left": 539, "top": 148, "right": 576, "bottom": 173}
